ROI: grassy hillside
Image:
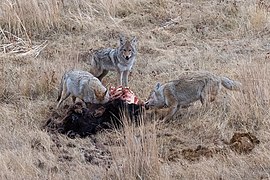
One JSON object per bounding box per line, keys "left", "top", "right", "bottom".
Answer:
{"left": 0, "top": 0, "right": 270, "bottom": 179}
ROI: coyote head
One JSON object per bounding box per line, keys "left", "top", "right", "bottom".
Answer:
{"left": 118, "top": 35, "right": 137, "bottom": 61}
{"left": 145, "top": 82, "right": 165, "bottom": 109}
{"left": 94, "top": 89, "right": 110, "bottom": 104}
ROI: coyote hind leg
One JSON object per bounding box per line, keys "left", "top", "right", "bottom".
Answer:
{"left": 200, "top": 87, "right": 210, "bottom": 107}
{"left": 97, "top": 70, "right": 109, "bottom": 81}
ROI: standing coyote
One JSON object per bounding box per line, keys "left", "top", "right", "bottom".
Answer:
{"left": 145, "top": 71, "right": 242, "bottom": 121}
{"left": 56, "top": 70, "right": 110, "bottom": 108}
{"left": 89, "top": 34, "right": 137, "bottom": 87}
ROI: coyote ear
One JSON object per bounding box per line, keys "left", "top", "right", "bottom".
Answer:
{"left": 155, "top": 82, "right": 161, "bottom": 91}
{"left": 131, "top": 36, "right": 137, "bottom": 46}
{"left": 119, "top": 34, "right": 126, "bottom": 45}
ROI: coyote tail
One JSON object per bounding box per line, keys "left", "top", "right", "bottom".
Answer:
{"left": 220, "top": 76, "right": 242, "bottom": 91}
{"left": 57, "top": 74, "right": 65, "bottom": 102}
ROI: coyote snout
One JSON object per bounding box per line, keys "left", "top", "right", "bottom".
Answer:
{"left": 89, "top": 34, "right": 137, "bottom": 87}
{"left": 145, "top": 71, "right": 242, "bottom": 121}
{"left": 145, "top": 88, "right": 165, "bottom": 110}
{"left": 57, "top": 70, "right": 110, "bottom": 108}
{"left": 121, "top": 43, "right": 133, "bottom": 60}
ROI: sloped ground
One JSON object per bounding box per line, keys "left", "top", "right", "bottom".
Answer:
{"left": 0, "top": 0, "right": 270, "bottom": 179}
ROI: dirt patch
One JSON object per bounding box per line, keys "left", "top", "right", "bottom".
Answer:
{"left": 181, "top": 132, "right": 260, "bottom": 162}
{"left": 163, "top": 132, "right": 260, "bottom": 162}
{"left": 32, "top": 133, "right": 112, "bottom": 169}
{"left": 181, "top": 145, "right": 217, "bottom": 161}
{"left": 227, "top": 132, "right": 260, "bottom": 154}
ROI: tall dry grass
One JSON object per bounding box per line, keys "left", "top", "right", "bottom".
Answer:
{"left": 107, "top": 116, "right": 163, "bottom": 180}
{"left": 0, "top": 0, "right": 147, "bottom": 38}
{"left": 0, "top": 0, "right": 270, "bottom": 179}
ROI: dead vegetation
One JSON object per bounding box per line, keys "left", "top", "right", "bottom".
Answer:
{"left": 0, "top": 0, "right": 270, "bottom": 179}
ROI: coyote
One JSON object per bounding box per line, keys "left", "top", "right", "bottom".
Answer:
{"left": 56, "top": 70, "right": 110, "bottom": 108}
{"left": 145, "top": 71, "right": 242, "bottom": 121}
{"left": 89, "top": 34, "right": 137, "bottom": 87}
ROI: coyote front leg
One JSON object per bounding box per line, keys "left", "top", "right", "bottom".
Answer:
{"left": 57, "top": 92, "right": 71, "bottom": 109}
{"left": 122, "top": 70, "right": 129, "bottom": 87}
{"left": 118, "top": 71, "right": 123, "bottom": 86}
{"left": 163, "top": 104, "right": 180, "bottom": 122}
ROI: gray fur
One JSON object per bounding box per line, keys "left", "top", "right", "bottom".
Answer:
{"left": 89, "top": 35, "right": 137, "bottom": 87}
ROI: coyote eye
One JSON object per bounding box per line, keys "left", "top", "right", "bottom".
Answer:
{"left": 128, "top": 49, "right": 131, "bottom": 52}
{"left": 123, "top": 49, "right": 127, "bottom": 52}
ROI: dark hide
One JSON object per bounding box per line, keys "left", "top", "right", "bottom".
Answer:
{"left": 45, "top": 99, "right": 144, "bottom": 138}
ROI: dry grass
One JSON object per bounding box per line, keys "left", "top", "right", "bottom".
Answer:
{"left": 0, "top": 0, "right": 270, "bottom": 179}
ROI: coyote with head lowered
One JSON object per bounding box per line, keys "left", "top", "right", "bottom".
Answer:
{"left": 57, "top": 70, "right": 110, "bottom": 108}
{"left": 145, "top": 71, "right": 242, "bottom": 121}
{"left": 89, "top": 34, "right": 137, "bottom": 87}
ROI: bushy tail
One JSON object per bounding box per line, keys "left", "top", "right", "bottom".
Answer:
{"left": 57, "top": 74, "right": 64, "bottom": 102}
{"left": 221, "top": 76, "right": 242, "bottom": 91}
